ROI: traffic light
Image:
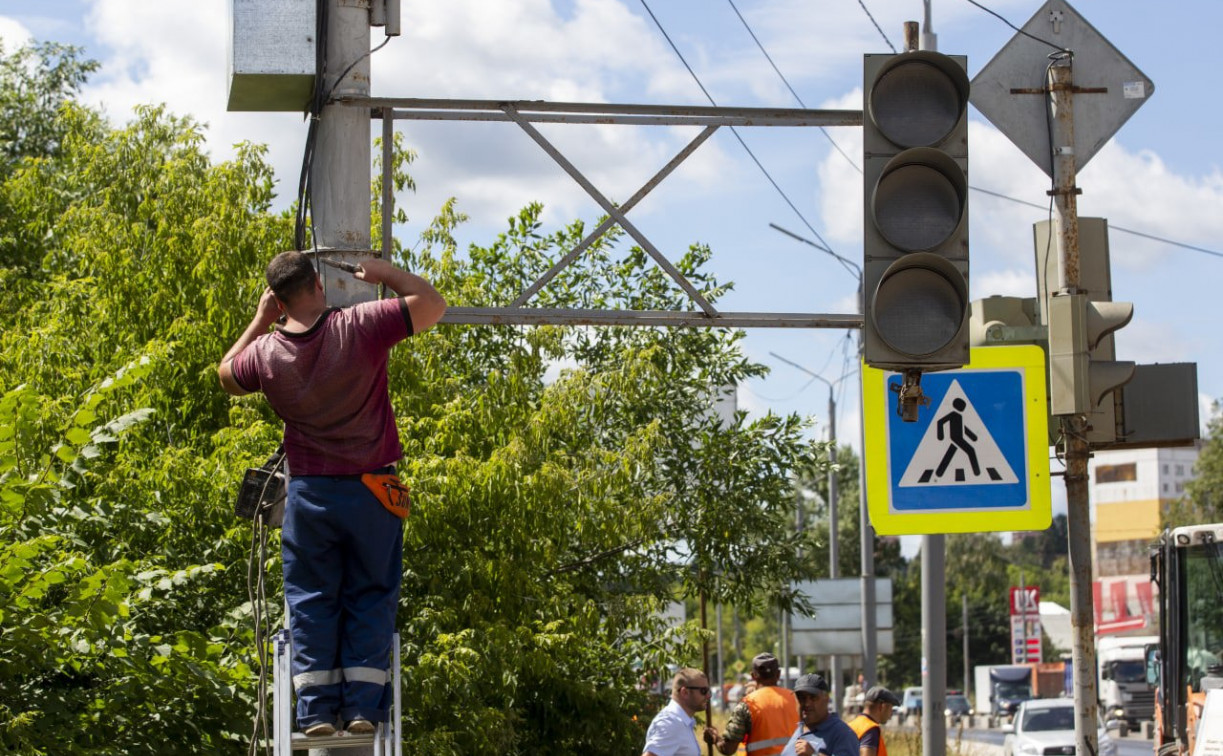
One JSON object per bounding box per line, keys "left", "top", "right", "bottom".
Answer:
{"left": 1047, "top": 293, "right": 1134, "bottom": 417}
{"left": 863, "top": 52, "right": 970, "bottom": 372}
{"left": 1035, "top": 218, "right": 1135, "bottom": 431}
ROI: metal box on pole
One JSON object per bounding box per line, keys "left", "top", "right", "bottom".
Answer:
{"left": 227, "top": 0, "right": 316, "bottom": 112}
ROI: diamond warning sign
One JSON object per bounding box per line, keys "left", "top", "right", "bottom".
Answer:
{"left": 863, "top": 346, "right": 1052, "bottom": 536}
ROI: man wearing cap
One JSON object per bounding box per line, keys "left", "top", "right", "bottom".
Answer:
{"left": 847, "top": 686, "right": 900, "bottom": 756}
{"left": 790, "top": 673, "right": 859, "bottom": 756}
{"left": 643, "top": 668, "right": 719, "bottom": 756}
{"left": 707, "top": 653, "right": 798, "bottom": 756}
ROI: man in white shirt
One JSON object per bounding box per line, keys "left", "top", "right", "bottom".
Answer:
{"left": 643, "top": 668, "right": 720, "bottom": 756}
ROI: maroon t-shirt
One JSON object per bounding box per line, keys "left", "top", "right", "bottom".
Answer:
{"left": 231, "top": 298, "right": 413, "bottom": 475}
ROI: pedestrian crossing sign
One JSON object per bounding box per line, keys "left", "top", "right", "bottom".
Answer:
{"left": 863, "top": 345, "right": 1052, "bottom": 535}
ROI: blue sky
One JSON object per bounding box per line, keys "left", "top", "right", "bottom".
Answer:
{"left": 3, "top": 0, "right": 1220, "bottom": 521}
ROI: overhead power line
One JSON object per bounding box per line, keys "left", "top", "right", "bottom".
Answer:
{"left": 636, "top": 0, "right": 845, "bottom": 273}
{"left": 856, "top": 0, "right": 898, "bottom": 53}
{"left": 725, "top": 0, "right": 862, "bottom": 175}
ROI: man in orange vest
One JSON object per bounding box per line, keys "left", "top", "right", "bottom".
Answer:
{"left": 707, "top": 653, "right": 798, "bottom": 756}
{"left": 847, "top": 686, "right": 900, "bottom": 756}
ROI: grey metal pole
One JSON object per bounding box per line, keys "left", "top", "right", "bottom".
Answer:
{"left": 313, "top": 0, "right": 374, "bottom": 309}
{"left": 314, "top": 3, "right": 376, "bottom": 754}
{"left": 962, "top": 592, "right": 970, "bottom": 703}
{"left": 1048, "top": 57, "right": 1100, "bottom": 756}
{"left": 1019, "top": 569, "right": 1028, "bottom": 662}
{"left": 857, "top": 279, "right": 876, "bottom": 688}
{"left": 922, "top": 536, "right": 947, "bottom": 756}
{"left": 827, "top": 387, "right": 842, "bottom": 709}
{"left": 915, "top": 20, "right": 947, "bottom": 754}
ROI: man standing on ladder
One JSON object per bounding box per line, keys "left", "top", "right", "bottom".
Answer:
{"left": 219, "top": 250, "right": 446, "bottom": 736}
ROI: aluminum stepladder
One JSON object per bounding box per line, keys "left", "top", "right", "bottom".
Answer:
{"left": 272, "top": 628, "right": 403, "bottom": 755}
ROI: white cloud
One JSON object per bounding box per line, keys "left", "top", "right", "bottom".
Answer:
{"left": 1119, "top": 317, "right": 1197, "bottom": 365}
{"left": 0, "top": 18, "right": 32, "bottom": 49}
{"left": 972, "top": 268, "right": 1035, "bottom": 299}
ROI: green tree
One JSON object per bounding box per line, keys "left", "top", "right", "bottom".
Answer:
{"left": 1174, "top": 401, "right": 1223, "bottom": 525}
{"left": 0, "top": 48, "right": 828, "bottom": 755}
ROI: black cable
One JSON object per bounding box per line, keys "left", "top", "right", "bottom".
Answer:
{"left": 962, "top": 0, "right": 1069, "bottom": 54}
{"left": 636, "top": 0, "right": 842, "bottom": 272}
{"left": 246, "top": 453, "right": 285, "bottom": 756}
{"left": 725, "top": 0, "right": 861, "bottom": 175}
{"left": 856, "top": 0, "right": 897, "bottom": 54}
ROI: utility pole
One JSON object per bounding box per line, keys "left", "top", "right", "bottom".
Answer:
{"left": 912, "top": 17, "right": 947, "bottom": 756}
{"left": 1047, "top": 56, "right": 1101, "bottom": 756}
{"left": 961, "top": 593, "right": 969, "bottom": 702}
{"left": 314, "top": 5, "right": 375, "bottom": 755}
{"left": 769, "top": 351, "right": 847, "bottom": 707}
{"left": 313, "top": 0, "right": 374, "bottom": 307}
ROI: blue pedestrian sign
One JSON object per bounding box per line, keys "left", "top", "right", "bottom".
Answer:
{"left": 863, "top": 346, "right": 1051, "bottom": 535}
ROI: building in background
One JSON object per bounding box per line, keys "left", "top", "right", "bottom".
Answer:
{"left": 1087, "top": 445, "right": 1201, "bottom": 634}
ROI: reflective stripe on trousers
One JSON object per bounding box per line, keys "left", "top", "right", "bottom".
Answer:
{"left": 284, "top": 474, "right": 403, "bottom": 728}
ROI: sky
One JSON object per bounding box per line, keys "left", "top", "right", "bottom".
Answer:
{"left": 3, "top": 0, "right": 1221, "bottom": 528}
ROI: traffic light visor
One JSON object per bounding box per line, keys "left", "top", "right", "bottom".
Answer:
{"left": 868, "top": 52, "right": 969, "bottom": 149}
{"left": 871, "top": 148, "right": 966, "bottom": 252}
{"left": 872, "top": 253, "right": 968, "bottom": 357}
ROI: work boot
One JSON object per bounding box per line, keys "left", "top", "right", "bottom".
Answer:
{"left": 303, "top": 722, "right": 336, "bottom": 737}
{"left": 345, "top": 719, "right": 376, "bottom": 735}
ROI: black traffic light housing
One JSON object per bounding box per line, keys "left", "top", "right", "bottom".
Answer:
{"left": 863, "top": 52, "right": 971, "bottom": 377}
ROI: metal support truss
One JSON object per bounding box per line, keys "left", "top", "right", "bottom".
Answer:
{"left": 351, "top": 96, "right": 864, "bottom": 329}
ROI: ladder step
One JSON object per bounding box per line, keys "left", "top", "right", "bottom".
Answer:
{"left": 289, "top": 731, "right": 378, "bottom": 750}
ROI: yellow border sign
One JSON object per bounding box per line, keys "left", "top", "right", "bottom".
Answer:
{"left": 863, "top": 345, "right": 1052, "bottom": 536}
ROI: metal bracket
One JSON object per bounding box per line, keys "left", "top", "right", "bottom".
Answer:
{"left": 342, "top": 96, "right": 864, "bottom": 329}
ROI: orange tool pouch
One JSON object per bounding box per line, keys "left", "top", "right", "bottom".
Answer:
{"left": 361, "top": 473, "right": 411, "bottom": 519}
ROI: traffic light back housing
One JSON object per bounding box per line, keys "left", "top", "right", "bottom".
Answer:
{"left": 863, "top": 52, "right": 970, "bottom": 371}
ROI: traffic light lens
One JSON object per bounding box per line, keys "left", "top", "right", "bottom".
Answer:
{"left": 871, "top": 60, "right": 965, "bottom": 148}
{"left": 874, "top": 162, "right": 963, "bottom": 251}
{"left": 874, "top": 266, "right": 965, "bottom": 356}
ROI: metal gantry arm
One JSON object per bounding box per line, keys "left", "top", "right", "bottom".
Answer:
{"left": 350, "top": 96, "right": 864, "bottom": 329}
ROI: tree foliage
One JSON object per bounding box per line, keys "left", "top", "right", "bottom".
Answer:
{"left": 1174, "top": 401, "right": 1223, "bottom": 525}
{"left": 0, "top": 40, "right": 826, "bottom": 755}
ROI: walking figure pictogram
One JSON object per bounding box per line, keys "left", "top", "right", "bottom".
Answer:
{"left": 935, "top": 397, "right": 980, "bottom": 478}
{"left": 900, "top": 378, "right": 1016, "bottom": 488}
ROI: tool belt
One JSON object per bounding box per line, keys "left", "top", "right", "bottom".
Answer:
{"left": 361, "top": 472, "right": 411, "bottom": 519}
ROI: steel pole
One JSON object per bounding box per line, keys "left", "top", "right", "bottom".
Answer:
{"left": 314, "top": 2, "right": 374, "bottom": 754}
{"left": 857, "top": 280, "right": 876, "bottom": 688}
{"left": 313, "top": 0, "right": 374, "bottom": 308}
{"left": 1049, "top": 58, "right": 1100, "bottom": 756}
{"left": 922, "top": 536, "right": 947, "bottom": 756}
{"left": 828, "top": 386, "right": 841, "bottom": 709}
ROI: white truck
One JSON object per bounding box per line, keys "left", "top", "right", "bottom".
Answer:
{"left": 974, "top": 664, "right": 1034, "bottom": 728}
{"left": 1097, "top": 634, "right": 1158, "bottom": 736}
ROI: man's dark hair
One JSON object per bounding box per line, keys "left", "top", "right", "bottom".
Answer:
{"left": 266, "top": 250, "right": 317, "bottom": 303}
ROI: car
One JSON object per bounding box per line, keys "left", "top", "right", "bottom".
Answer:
{"left": 945, "top": 691, "right": 973, "bottom": 725}
{"left": 899, "top": 686, "right": 922, "bottom": 724}
{"left": 1002, "top": 698, "right": 1119, "bottom": 756}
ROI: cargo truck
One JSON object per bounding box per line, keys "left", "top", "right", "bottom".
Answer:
{"left": 973, "top": 664, "right": 1034, "bottom": 728}
{"left": 1096, "top": 634, "right": 1157, "bottom": 736}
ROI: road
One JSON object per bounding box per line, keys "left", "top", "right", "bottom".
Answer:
{"left": 940, "top": 720, "right": 1154, "bottom": 756}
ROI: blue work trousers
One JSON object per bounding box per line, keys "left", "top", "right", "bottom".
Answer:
{"left": 283, "top": 474, "right": 403, "bottom": 728}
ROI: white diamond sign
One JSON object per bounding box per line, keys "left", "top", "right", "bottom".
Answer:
{"left": 970, "top": 0, "right": 1154, "bottom": 177}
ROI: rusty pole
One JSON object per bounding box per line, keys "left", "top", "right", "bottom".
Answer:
{"left": 1048, "top": 57, "right": 1100, "bottom": 756}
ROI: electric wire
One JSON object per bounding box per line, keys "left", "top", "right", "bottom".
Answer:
{"left": 855, "top": 0, "right": 897, "bottom": 54}
{"left": 636, "top": 0, "right": 842, "bottom": 274}
{"left": 246, "top": 453, "right": 286, "bottom": 756}
{"left": 725, "top": 0, "right": 862, "bottom": 175}
{"left": 963, "top": 0, "right": 1069, "bottom": 54}
{"left": 725, "top": 0, "right": 1220, "bottom": 269}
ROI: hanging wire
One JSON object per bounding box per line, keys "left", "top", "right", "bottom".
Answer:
{"left": 636, "top": 0, "right": 841, "bottom": 267}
